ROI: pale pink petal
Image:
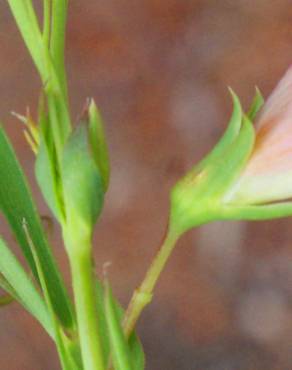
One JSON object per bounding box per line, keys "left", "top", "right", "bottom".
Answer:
{"left": 225, "top": 66, "right": 292, "bottom": 204}
{"left": 257, "top": 65, "right": 292, "bottom": 130}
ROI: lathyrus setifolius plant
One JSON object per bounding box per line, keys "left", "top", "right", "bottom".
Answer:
{"left": 0, "top": 1, "right": 144, "bottom": 370}
{"left": 2, "top": 1, "right": 292, "bottom": 370}
{"left": 122, "top": 65, "right": 292, "bottom": 338}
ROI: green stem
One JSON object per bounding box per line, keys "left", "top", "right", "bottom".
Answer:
{"left": 7, "top": 0, "right": 48, "bottom": 80}
{"left": 122, "top": 227, "right": 179, "bottom": 338}
{"left": 51, "top": 0, "right": 68, "bottom": 100}
{"left": 67, "top": 236, "right": 105, "bottom": 370}
{"left": 43, "top": 0, "right": 51, "bottom": 48}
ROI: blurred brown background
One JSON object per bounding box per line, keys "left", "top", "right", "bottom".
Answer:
{"left": 1, "top": 1, "right": 292, "bottom": 369}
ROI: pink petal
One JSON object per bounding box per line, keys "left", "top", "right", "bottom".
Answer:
{"left": 225, "top": 66, "right": 292, "bottom": 204}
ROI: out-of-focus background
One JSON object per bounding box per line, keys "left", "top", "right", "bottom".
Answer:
{"left": 1, "top": 1, "right": 292, "bottom": 369}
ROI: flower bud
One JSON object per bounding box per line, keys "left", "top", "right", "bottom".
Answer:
{"left": 62, "top": 100, "right": 110, "bottom": 239}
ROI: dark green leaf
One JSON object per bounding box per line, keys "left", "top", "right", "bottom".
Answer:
{"left": 96, "top": 280, "right": 145, "bottom": 370}
{"left": 22, "top": 223, "right": 79, "bottom": 370}
{"left": 0, "top": 126, "right": 74, "bottom": 329}
{"left": 105, "top": 283, "right": 133, "bottom": 370}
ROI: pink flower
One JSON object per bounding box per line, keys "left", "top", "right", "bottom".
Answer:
{"left": 225, "top": 66, "right": 292, "bottom": 205}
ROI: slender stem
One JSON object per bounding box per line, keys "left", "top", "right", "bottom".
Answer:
{"left": 7, "top": 0, "right": 48, "bottom": 80}
{"left": 122, "top": 227, "right": 179, "bottom": 338}
{"left": 51, "top": 0, "right": 69, "bottom": 100}
{"left": 43, "top": 0, "right": 51, "bottom": 48}
{"left": 67, "top": 237, "right": 105, "bottom": 370}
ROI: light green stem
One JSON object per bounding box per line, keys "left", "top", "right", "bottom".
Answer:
{"left": 122, "top": 228, "right": 179, "bottom": 338}
{"left": 67, "top": 237, "right": 105, "bottom": 370}
{"left": 51, "top": 0, "right": 68, "bottom": 100}
{"left": 43, "top": 0, "right": 51, "bottom": 47}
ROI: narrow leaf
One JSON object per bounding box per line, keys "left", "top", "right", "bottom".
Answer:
{"left": 0, "top": 237, "right": 53, "bottom": 337}
{"left": 105, "top": 283, "right": 133, "bottom": 370}
{"left": 22, "top": 222, "right": 78, "bottom": 370}
{"left": 95, "top": 279, "right": 111, "bottom": 360}
{"left": 0, "top": 126, "right": 73, "bottom": 329}
{"left": 96, "top": 279, "right": 145, "bottom": 370}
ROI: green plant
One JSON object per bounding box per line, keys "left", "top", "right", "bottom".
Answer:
{"left": 1, "top": 2, "right": 292, "bottom": 369}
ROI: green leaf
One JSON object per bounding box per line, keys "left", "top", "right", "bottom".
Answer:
{"left": 96, "top": 280, "right": 145, "bottom": 370}
{"left": 247, "top": 87, "right": 264, "bottom": 121}
{"left": 0, "top": 237, "right": 53, "bottom": 337}
{"left": 114, "top": 305, "right": 145, "bottom": 370}
{"left": 105, "top": 283, "right": 134, "bottom": 370}
{"left": 95, "top": 279, "right": 111, "bottom": 360}
{"left": 0, "top": 126, "right": 73, "bottom": 329}
{"left": 127, "top": 333, "right": 145, "bottom": 370}
{"left": 88, "top": 99, "right": 110, "bottom": 191}
{"left": 22, "top": 222, "right": 79, "bottom": 370}
{"left": 62, "top": 124, "right": 104, "bottom": 236}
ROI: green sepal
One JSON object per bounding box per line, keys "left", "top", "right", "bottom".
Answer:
{"left": 188, "top": 89, "right": 242, "bottom": 178}
{"left": 36, "top": 134, "right": 63, "bottom": 221}
{"left": 170, "top": 101, "right": 255, "bottom": 235}
{"left": 47, "top": 92, "right": 71, "bottom": 160}
{"left": 221, "top": 201, "right": 292, "bottom": 221}
{"left": 247, "top": 87, "right": 264, "bottom": 121}
{"left": 62, "top": 124, "right": 104, "bottom": 238}
{"left": 209, "top": 114, "right": 255, "bottom": 198}
{"left": 88, "top": 99, "right": 110, "bottom": 192}
{"left": 35, "top": 108, "right": 65, "bottom": 223}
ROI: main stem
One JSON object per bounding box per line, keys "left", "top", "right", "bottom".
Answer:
{"left": 122, "top": 227, "right": 179, "bottom": 338}
{"left": 67, "top": 238, "right": 105, "bottom": 370}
